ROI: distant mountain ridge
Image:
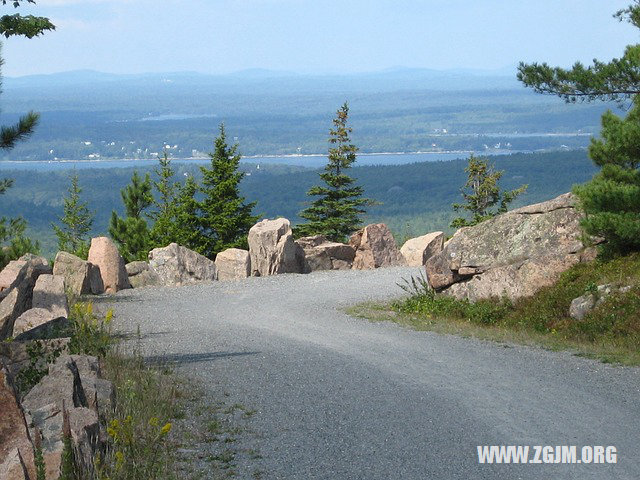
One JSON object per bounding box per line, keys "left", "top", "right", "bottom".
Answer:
{"left": 4, "top": 67, "right": 520, "bottom": 92}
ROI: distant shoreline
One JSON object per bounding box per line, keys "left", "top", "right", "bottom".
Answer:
{"left": 0, "top": 150, "right": 489, "bottom": 164}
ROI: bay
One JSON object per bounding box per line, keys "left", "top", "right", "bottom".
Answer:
{"left": 0, "top": 150, "right": 524, "bottom": 172}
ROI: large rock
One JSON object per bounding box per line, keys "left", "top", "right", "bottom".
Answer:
{"left": 350, "top": 223, "right": 403, "bottom": 270}
{"left": 32, "top": 274, "right": 68, "bottom": 319}
{"left": 23, "top": 355, "right": 87, "bottom": 413}
{"left": 0, "top": 261, "right": 29, "bottom": 294}
{"left": 0, "top": 338, "right": 70, "bottom": 381}
{"left": 248, "top": 218, "right": 305, "bottom": 276}
{"left": 425, "top": 193, "right": 598, "bottom": 302}
{"left": 296, "top": 235, "right": 356, "bottom": 272}
{"left": 0, "top": 256, "right": 51, "bottom": 300}
{"left": 12, "top": 308, "right": 68, "bottom": 341}
{"left": 13, "top": 274, "right": 70, "bottom": 340}
{"left": 87, "top": 237, "right": 131, "bottom": 294}
{"left": 0, "top": 448, "right": 31, "bottom": 480}
{"left": 53, "top": 251, "right": 104, "bottom": 296}
{"left": 22, "top": 355, "right": 111, "bottom": 478}
{"left": 0, "top": 366, "right": 36, "bottom": 480}
{"left": 125, "top": 261, "right": 162, "bottom": 288}
{"left": 0, "top": 255, "right": 50, "bottom": 340}
{"left": 71, "top": 355, "right": 115, "bottom": 420}
{"left": 215, "top": 248, "right": 251, "bottom": 281}
{"left": 148, "top": 243, "right": 217, "bottom": 286}
{"left": 0, "top": 289, "right": 28, "bottom": 340}
{"left": 400, "top": 231, "right": 445, "bottom": 267}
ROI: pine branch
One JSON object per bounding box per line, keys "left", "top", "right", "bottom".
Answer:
{"left": 0, "top": 111, "right": 39, "bottom": 150}
{"left": 0, "top": 177, "right": 13, "bottom": 195}
{"left": 0, "top": 13, "right": 54, "bottom": 38}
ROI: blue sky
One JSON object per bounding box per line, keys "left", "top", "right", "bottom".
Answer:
{"left": 3, "top": 0, "right": 638, "bottom": 76}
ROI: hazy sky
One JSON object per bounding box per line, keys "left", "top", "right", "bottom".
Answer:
{"left": 3, "top": 0, "right": 638, "bottom": 77}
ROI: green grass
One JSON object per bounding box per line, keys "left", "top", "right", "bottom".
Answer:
{"left": 351, "top": 253, "right": 640, "bottom": 365}
{"left": 96, "top": 349, "right": 183, "bottom": 480}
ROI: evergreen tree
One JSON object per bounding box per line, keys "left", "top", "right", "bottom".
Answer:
{"left": 0, "top": 1, "right": 51, "bottom": 268}
{"left": 0, "top": 217, "right": 38, "bottom": 268}
{"left": 573, "top": 98, "right": 640, "bottom": 255}
{"left": 172, "top": 174, "right": 203, "bottom": 250}
{"left": 52, "top": 173, "right": 94, "bottom": 258}
{"left": 149, "top": 151, "right": 178, "bottom": 247}
{"left": 109, "top": 171, "right": 153, "bottom": 262}
{"left": 196, "top": 125, "right": 258, "bottom": 258}
{"left": 517, "top": 2, "right": 640, "bottom": 103}
{"left": 296, "top": 102, "right": 372, "bottom": 242}
{"left": 451, "top": 155, "right": 527, "bottom": 228}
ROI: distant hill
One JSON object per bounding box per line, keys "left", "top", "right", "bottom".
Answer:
{"left": 4, "top": 67, "right": 519, "bottom": 92}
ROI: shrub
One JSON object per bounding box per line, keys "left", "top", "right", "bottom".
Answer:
{"left": 67, "top": 303, "right": 114, "bottom": 357}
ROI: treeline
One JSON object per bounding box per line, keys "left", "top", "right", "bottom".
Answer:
{"left": 0, "top": 150, "right": 597, "bottom": 257}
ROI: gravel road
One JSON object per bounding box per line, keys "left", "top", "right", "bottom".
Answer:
{"left": 107, "top": 267, "right": 640, "bottom": 480}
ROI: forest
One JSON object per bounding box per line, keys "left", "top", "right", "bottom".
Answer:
{"left": 0, "top": 150, "right": 596, "bottom": 257}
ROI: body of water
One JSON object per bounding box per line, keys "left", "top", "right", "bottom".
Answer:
{"left": 0, "top": 150, "right": 526, "bottom": 171}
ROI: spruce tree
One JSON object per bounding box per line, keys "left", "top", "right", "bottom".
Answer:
{"left": 196, "top": 125, "right": 258, "bottom": 258}
{"left": 451, "top": 155, "right": 527, "bottom": 228}
{"left": 52, "top": 173, "right": 94, "bottom": 258}
{"left": 296, "top": 102, "right": 371, "bottom": 242}
{"left": 149, "top": 151, "right": 178, "bottom": 248}
{"left": 109, "top": 171, "right": 153, "bottom": 262}
{"left": 172, "top": 174, "right": 203, "bottom": 250}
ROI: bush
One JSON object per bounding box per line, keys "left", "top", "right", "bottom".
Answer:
{"left": 67, "top": 303, "right": 114, "bottom": 357}
{"left": 574, "top": 164, "right": 640, "bottom": 256}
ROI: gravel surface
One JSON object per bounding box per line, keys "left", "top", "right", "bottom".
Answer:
{"left": 104, "top": 267, "right": 640, "bottom": 480}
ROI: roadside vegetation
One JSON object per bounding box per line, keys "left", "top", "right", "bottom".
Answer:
{"left": 390, "top": 253, "right": 640, "bottom": 365}
{"left": 352, "top": 253, "right": 640, "bottom": 365}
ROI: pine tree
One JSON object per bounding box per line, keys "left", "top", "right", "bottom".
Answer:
{"left": 109, "top": 171, "right": 153, "bottom": 262}
{"left": 451, "top": 155, "right": 527, "bottom": 228}
{"left": 52, "top": 173, "right": 94, "bottom": 258}
{"left": 296, "top": 102, "right": 372, "bottom": 242}
{"left": 0, "top": 217, "right": 39, "bottom": 268}
{"left": 172, "top": 174, "right": 203, "bottom": 250}
{"left": 196, "top": 125, "right": 258, "bottom": 258}
{"left": 573, "top": 98, "right": 640, "bottom": 255}
{"left": 149, "top": 151, "right": 178, "bottom": 248}
{"left": 0, "top": 1, "right": 52, "bottom": 268}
